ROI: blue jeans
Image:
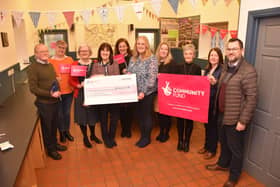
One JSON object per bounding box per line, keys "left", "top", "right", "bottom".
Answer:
{"left": 58, "top": 92, "right": 73, "bottom": 132}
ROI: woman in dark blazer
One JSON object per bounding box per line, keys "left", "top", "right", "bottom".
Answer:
{"left": 176, "top": 44, "right": 201, "bottom": 152}
{"left": 198, "top": 47, "right": 223, "bottom": 159}
{"left": 114, "top": 38, "right": 134, "bottom": 138}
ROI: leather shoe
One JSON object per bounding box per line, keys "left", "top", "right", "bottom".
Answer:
{"left": 177, "top": 141, "right": 184, "bottom": 151}
{"left": 204, "top": 152, "right": 216, "bottom": 160}
{"left": 198, "top": 147, "right": 207, "bottom": 154}
{"left": 183, "top": 143, "right": 189, "bottom": 152}
{"left": 65, "top": 131, "right": 74, "bottom": 141}
{"left": 60, "top": 132, "right": 66, "bottom": 143}
{"left": 48, "top": 151, "right": 62, "bottom": 160}
{"left": 223, "top": 180, "right": 236, "bottom": 187}
{"left": 56, "top": 144, "right": 67, "bottom": 151}
{"left": 90, "top": 135, "right": 103, "bottom": 144}
{"left": 83, "top": 137, "right": 92, "bottom": 148}
{"left": 205, "top": 163, "right": 228, "bottom": 171}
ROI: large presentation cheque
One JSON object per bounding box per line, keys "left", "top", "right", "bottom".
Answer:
{"left": 84, "top": 74, "right": 138, "bottom": 105}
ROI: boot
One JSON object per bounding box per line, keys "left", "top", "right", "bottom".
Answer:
{"left": 80, "top": 125, "right": 91, "bottom": 148}
{"left": 65, "top": 131, "right": 74, "bottom": 141}
{"left": 89, "top": 125, "right": 102, "bottom": 144}
{"left": 83, "top": 136, "right": 92, "bottom": 148}
{"left": 177, "top": 140, "right": 184, "bottom": 151}
{"left": 60, "top": 131, "right": 66, "bottom": 143}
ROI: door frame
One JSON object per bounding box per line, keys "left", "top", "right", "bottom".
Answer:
{"left": 244, "top": 7, "right": 280, "bottom": 187}
{"left": 245, "top": 7, "right": 280, "bottom": 65}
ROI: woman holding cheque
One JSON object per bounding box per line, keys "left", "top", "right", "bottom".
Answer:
{"left": 176, "top": 44, "right": 202, "bottom": 152}
{"left": 155, "top": 42, "right": 178, "bottom": 142}
{"left": 91, "top": 43, "right": 120, "bottom": 148}
{"left": 198, "top": 48, "right": 223, "bottom": 159}
{"left": 69, "top": 44, "right": 102, "bottom": 148}
{"left": 127, "top": 36, "right": 158, "bottom": 148}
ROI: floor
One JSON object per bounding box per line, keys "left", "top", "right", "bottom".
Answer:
{"left": 36, "top": 118, "right": 265, "bottom": 187}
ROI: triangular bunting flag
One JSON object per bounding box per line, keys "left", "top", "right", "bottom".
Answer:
{"left": 132, "top": 2, "right": 144, "bottom": 21}
{"left": 212, "top": 0, "right": 219, "bottom": 6}
{"left": 115, "top": 6, "right": 125, "bottom": 22}
{"left": 46, "top": 12, "right": 57, "bottom": 27}
{"left": 12, "top": 11, "right": 24, "bottom": 27}
{"left": 98, "top": 7, "right": 109, "bottom": 24}
{"left": 79, "top": 10, "right": 91, "bottom": 25}
{"left": 201, "top": 25, "right": 208, "bottom": 34}
{"left": 0, "top": 10, "right": 7, "bottom": 24}
{"left": 151, "top": 0, "right": 162, "bottom": 16}
{"left": 210, "top": 27, "right": 217, "bottom": 38}
{"left": 230, "top": 30, "right": 237, "bottom": 38}
{"left": 189, "top": 0, "right": 198, "bottom": 8}
{"left": 220, "top": 29, "right": 228, "bottom": 39}
{"left": 63, "top": 11, "right": 75, "bottom": 28}
{"left": 202, "top": 0, "right": 208, "bottom": 6}
{"left": 29, "top": 12, "right": 41, "bottom": 28}
{"left": 168, "top": 0, "right": 179, "bottom": 14}
{"left": 224, "top": 0, "right": 232, "bottom": 6}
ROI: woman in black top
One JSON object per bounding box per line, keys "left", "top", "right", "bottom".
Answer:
{"left": 91, "top": 43, "right": 120, "bottom": 148}
{"left": 155, "top": 42, "right": 177, "bottom": 142}
{"left": 198, "top": 47, "right": 223, "bottom": 159}
{"left": 177, "top": 44, "right": 201, "bottom": 152}
{"left": 114, "top": 38, "right": 134, "bottom": 138}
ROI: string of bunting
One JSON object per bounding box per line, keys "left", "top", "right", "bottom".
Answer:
{"left": 195, "top": 24, "right": 237, "bottom": 38}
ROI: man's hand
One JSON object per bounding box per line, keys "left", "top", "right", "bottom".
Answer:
{"left": 236, "top": 121, "right": 246, "bottom": 131}
{"left": 51, "top": 91, "right": 61, "bottom": 98}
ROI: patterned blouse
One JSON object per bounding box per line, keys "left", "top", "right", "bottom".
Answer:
{"left": 127, "top": 55, "right": 158, "bottom": 96}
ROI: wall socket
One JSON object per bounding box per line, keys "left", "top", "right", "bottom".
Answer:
{"left": 8, "top": 68, "right": 14, "bottom": 76}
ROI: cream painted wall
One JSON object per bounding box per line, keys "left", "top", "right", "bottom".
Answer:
{"left": 238, "top": 0, "right": 280, "bottom": 44}
{"left": 0, "top": 0, "right": 240, "bottom": 70}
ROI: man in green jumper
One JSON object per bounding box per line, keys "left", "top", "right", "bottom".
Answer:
{"left": 27, "top": 44, "right": 67, "bottom": 160}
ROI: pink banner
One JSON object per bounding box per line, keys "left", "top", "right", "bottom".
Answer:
{"left": 113, "top": 54, "right": 126, "bottom": 64}
{"left": 59, "top": 64, "right": 71, "bottom": 74}
{"left": 158, "top": 73, "right": 210, "bottom": 123}
{"left": 71, "top": 65, "right": 87, "bottom": 77}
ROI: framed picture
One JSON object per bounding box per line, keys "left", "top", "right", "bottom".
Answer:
{"left": 1, "top": 32, "right": 9, "bottom": 47}
{"left": 39, "top": 30, "right": 68, "bottom": 56}
{"left": 135, "top": 29, "right": 160, "bottom": 53}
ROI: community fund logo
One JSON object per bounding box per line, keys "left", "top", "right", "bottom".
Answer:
{"left": 162, "top": 81, "right": 172, "bottom": 96}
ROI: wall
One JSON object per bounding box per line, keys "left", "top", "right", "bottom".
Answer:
{"left": 238, "top": 0, "right": 280, "bottom": 44}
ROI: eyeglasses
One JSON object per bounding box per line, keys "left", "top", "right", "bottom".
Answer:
{"left": 226, "top": 48, "right": 240, "bottom": 52}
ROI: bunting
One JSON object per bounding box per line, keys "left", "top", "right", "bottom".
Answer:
{"left": 79, "top": 10, "right": 91, "bottom": 25}
{"left": 46, "top": 12, "right": 57, "bottom": 27}
{"left": 224, "top": 0, "right": 232, "bottom": 6}
{"left": 132, "top": 2, "right": 144, "bottom": 21}
{"left": 189, "top": 0, "right": 198, "bottom": 8}
{"left": 29, "top": 12, "right": 41, "bottom": 28}
{"left": 201, "top": 25, "right": 208, "bottom": 34}
{"left": 212, "top": 0, "right": 219, "bottom": 6}
{"left": 63, "top": 11, "right": 75, "bottom": 28}
{"left": 219, "top": 29, "right": 228, "bottom": 39}
{"left": 0, "top": 10, "right": 7, "bottom": 24}
{"left": 98, "top": 7, "right": 109, "bottom": 24}
{"left": 230, "top": 30, "right": 237, "bottom": 38}
{"left": 151, "top": 0, "right": 162, "bottom": 16}
{"left": 210, "top": 27, "right": 217, "bottom": 37}
{"left": 115, "top": 6, "right": 125, "bottom": 22}
{"left": 168, "top": 0, "right": 179, "bottom": 14}
{"left": 12, "top": 11, "right": 24, "bottom": 27}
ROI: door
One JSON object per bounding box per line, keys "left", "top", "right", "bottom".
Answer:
{"left": 244, "top": 16, "right": 280, "bottom": 187}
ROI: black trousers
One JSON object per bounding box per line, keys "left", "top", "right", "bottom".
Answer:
{"left": 135, "top": 93, "right": 155, "bottom": 141}
{"left": 35, "top": 101, "right": 59, "bottom": 153}
{"left": 217, "top": 124, "right": 245, "bottom": 182}
{"left": 177, "top": 118, "right": 193, "bottom": 144}
{"left": 98, "top": 104, "right": 120, "bottom": 144}
{"left": 204, "top": 109, "right": 218, "bottom": 153}
{"left": 158, "top": 113, "right": 172, "bottom": 134}
{"left": 120, "top": 103, "right": 134, "bottom": 134}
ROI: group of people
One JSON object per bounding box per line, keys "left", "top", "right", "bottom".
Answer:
{"left": 27, "top": 37, "right": 257, "bottom": 187}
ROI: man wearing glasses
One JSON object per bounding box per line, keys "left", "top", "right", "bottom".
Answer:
{"left": 206, "top": 38, "right": 257, "bottom": 187}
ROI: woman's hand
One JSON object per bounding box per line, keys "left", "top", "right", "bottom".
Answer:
{"left": 138, "top": 92, "right": 144, "bottom": 100}
{"left": 208, "top": 75, "right": 217, "bottom": 85}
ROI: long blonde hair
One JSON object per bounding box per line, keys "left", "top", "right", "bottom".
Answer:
{"left": 155, "top": 42, "right": 173, "bottom": 65}
{"left": 131, "top": 36, "right": 152, "bottom": 62}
